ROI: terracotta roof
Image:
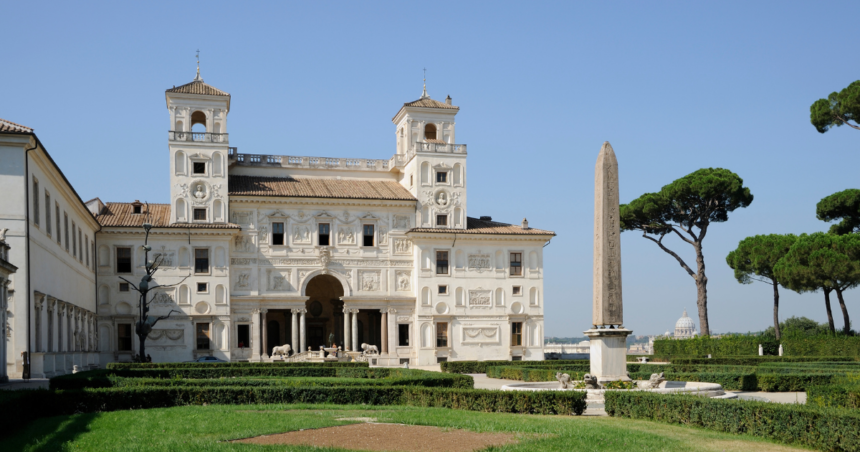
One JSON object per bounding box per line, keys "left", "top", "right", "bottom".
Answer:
{"left": 229, "top": 175, "right": 417, "bottom": 201}
{"left": 166, "top": 80, "right": 230, "bottom": 97}
{"left": 403, "top": 97, "right": 459, "bottom": 110}
{"left": 409, "top": 217, "right": 555, "bottom": 236}
{"left": 0, "top": 118, "right": 33, "bottom": 133}
{"left": 96, "top": 202, "right": 240, "bottom": 229}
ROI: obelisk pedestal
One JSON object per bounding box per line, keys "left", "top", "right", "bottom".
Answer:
{"left": 585, "top": 141, "right": 631, "bottom": 384}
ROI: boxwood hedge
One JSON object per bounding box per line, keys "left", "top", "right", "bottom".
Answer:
{"left": 441, "top": 360, "right": 588, "bottom": 374}
{"left": 605, "top": 390, "right": 860, "bottom": 451}
{"left": 0, "top": 385, "right": 586, "bottom": 436}
{"left": 106, "top": 361, "right": 367, "bottom": 369}
{"left": 807, "top": 384, "right": 860, "bottom": 409}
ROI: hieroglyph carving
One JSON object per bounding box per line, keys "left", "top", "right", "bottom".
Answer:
{"left": 593, "top": 142, "right": 623, "bottom": 325}
{"left": 467, "top": 254, "right": 492, "bottom": 273}
{"left": 395, "top": 271, "right": 411, "bottom": 291}
{"left": 393, "top": 239, "right": 412, "bottom": 255}
{"left": 359, "top": 270, "right": 380, "bottom": 291}
{"left": 468, "top": 290, "right": 492, "bottom": 308}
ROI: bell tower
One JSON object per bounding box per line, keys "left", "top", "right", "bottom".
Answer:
{"left": 165, "top": 61, "right": 231, "bottom": 225}
{"left": 392, "top": 80, "right": 467, "bottom": 229}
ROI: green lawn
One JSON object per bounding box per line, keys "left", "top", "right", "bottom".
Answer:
{"left": 1, "top": 404, "right": 810, "bottom": 452}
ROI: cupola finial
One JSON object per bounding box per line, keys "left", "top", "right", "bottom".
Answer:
{"left": 420, "top": 67, "right": 429, "bottom": 99}
{"left": 194, "top": 49, "right": 203, "bottom": 82}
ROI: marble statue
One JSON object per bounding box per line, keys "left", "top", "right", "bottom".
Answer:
{"left": 556, "top": 372, "right": 571, "bottom": 389}
{"left": 640, "top": 372, "right": 666, "bottom": 389}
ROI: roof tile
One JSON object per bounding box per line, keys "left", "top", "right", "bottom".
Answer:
{"left": 166, "top": 80, "right": 230, "bottom": 97}
{"left": 96, "top": 202, "right": 240, "bottom": 229}
{"left": 409, "top": 217, "right": 554, "bottom": 236}
{"left": 0, "top": 118, "right": 33, "bottom": 133}
{"left": 229, "top": 175, "right": 416, "bottom": 201}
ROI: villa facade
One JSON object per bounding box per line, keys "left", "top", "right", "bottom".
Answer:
{"left": 1, "top": 71, "right": 554, "bottom": 377}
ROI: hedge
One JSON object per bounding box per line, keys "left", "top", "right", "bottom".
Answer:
{"left": 605, "top": 391, "right": 860, "bottom": 451}
{"left": 655, "top": 336, "right": 860, "bottom": 358}
{"left": 487, "top": 366, "right": 759, "bottom": 391}
{"left": 441, "top": 360, "right": 588, "bottom": 374}
{"left": 807, "top": 384, "right": 860, "bottom": 409}
{"left": 51, "top": 368, "right": 474, "bottom": 390}
{"left": 0, "top": 385, "right": 587, "bottom": 436}
{"left": 106, "top": 361, "right": 368, "bottom": 370}
{"left": 669, "top": 356, "right": 859, "bottom": 365}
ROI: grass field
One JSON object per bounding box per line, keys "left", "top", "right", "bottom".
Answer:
{"left": 0, "top": 403, "right": 811, "bottom": 452}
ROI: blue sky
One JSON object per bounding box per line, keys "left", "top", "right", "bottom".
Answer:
{"left": 2, "top": 2, "right": 858, "bottom": 336}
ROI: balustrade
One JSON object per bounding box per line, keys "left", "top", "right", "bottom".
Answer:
{"left": 168, "top": 131, "right": 229, "bottom": 143}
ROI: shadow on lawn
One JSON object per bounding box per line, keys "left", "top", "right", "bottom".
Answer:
{"left": 2, "top": 413, "right": 98, "bottom": 452}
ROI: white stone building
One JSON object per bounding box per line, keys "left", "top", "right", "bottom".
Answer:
{"left": 1, "top": 71, "right": 554, "bottom": 374}
{"left": 673, "top": 309, "right": 697, "bottom": 339}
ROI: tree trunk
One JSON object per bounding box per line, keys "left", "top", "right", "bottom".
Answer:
{"left": 772, "top": 280, "right": 781, "bottom": 340}
{"left": 835, "top": 287, "right": 851, "bottom": 335}
{"left": 138, "top": 330, "right": 146, "bottom": 361}
{"left": 694, "top": 243, "right": 710, "bottom": 336}
{"left": 824, "top": 288, "right": 836, "bottom": 333}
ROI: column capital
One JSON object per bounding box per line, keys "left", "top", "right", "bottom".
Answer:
{"left": 387, "top": 308, "right": 397, "bottom": 314}
{"left": 251, "top": 308, "right": 262, "bottom": 315}
{"left": 348, "top": 308, "right": 360, "bottom": 314}
{"left": 261, "top": 308, "right": 269, "bottom": 314}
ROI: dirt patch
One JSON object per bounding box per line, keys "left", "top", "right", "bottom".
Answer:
{"left": 233, "top": 423, "right": 519, "bottom": 452}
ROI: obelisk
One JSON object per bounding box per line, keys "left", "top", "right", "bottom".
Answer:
{"left": 584, "top": 141, "right": 632, "bottom": 384}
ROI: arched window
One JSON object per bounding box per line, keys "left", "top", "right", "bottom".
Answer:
{"left": 424, "top": 124, "right": 437, "bottom": 140}
{"left": 191, "top": 111, "right": 207, "bottom": 133}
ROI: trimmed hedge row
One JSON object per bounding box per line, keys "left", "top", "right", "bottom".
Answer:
{"left": 106, "top": 375, "right": 471, "bottom": 389}
{"left": 655, "top": 336, "right": 860, "bottom": 358}
{"left": 441, "top": 360, "right": 588, "bottom": 374}
{"left": 0, "top": 385, "right": 587, "bottom": 436}
{"left": 669, "top": 356, "right": 859, "bottom": 365}
{"left": 487, "top": 366, "right": 759, "bottom": 391}
{"left": 605, "top": 391, "right": 860, "bottom": 451}
{"left": 106, "top": 361, "right": 368, "bottom": 369}
{"left": 807, "top": 384, "right": 860, "bottom": 409}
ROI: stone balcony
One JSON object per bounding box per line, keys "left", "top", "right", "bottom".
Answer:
{"left": 168, "top": 131, "right": 229, "bottom": 144}
{"left": 390, "top": 142, "right": 467, "bottom": 169}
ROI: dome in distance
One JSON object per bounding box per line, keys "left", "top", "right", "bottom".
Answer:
{"left": 676, "top": 309, "right": 695, "bottom": 330}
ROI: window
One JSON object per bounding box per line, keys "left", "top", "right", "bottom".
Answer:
{"left": 72, "top": 223, "right": 76, "bottom": 255}
{"left": 272, "top": 222, "right": 285, "bottom": 245}
{"left": 78, "top": 229, "right": 82, "bottom": 261}
{"left": 193, "top": 208, "right": 207, "bottom": 221}
{"left": 318, "top": 223, "right": 330, "bottom": 246}
{"left": 193, "top": 162, "right": 206, "bottom": 175}
{"left": 362, "top": 224, "right": 374, "bottom": 247}
{"left": 116, "top": 247, "right": 132, "bottom": 273}
{"left": 436, "top": 171, "right": 447, "bottom": 183}
{"left": 56, "top": 204, "right": 61, "bottom": 244}
{"left": 398, "top": 324, "right": 410, "bottom": 346}
{"left": 436, "top": 251, "right": 449, "bottom": 275}
{"left": 85, "top": 236, "right": 89, "bottom": 266}
{"left": 511, "top": 322, "right": 523, "bottom": 346}
{"left": 438, "top": 285, "right": 448, "bottom": 295}
{"left": 196, "top": 323, "right": 211, "bottom": 350}
{"left": 119, "top": 283, "right": 130, "bottom": 292}
{"left": 237, "top": 324, "right": 250, "bottom": 348}
{"left": 197, "top": 282, "right": 208, "bottom": 293}
{"left": 410, "top": 174, "right": 413, "bottom": 187}
{"left": 425, "top": 123, "right": 437, "bottom": 140}
{"left": 512, "top": 286, "right": 522, "bottom": 296}
{"left": 437, "top": 322, "right": 449, "bottom": 347}
{"left": 133, "top": 204, "right": 142, "bottom": 214}
{"left": 194, "top": 248, "right": 209, "bottom": 274}
{"left": 510, "top": 252, "right": 523, "bottom": 276}
{"left": 64, "top": 213, "right": 69, "bottom": 250}
{"left": 117, "top": 324, "right": 132, "bottom": 351}
{"left": 32, "top": 177, "right": 39, "bottom": 226}
{"left": 45, "top": 192, "right": 51, "bottom": 235}
{"left": 436, "top": 214, "right": 448, "bottom": 227}
{"left": 92, "top": 243, "right": 97, "bottom": 271}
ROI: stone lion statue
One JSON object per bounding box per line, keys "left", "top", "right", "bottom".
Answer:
{"left": 555, "top": 372, "right": 571, "bottom": 389}
{"left": 271, "top": 344, "right": 291, "bottom": 357}
{"left": 640, "top": 372, "right": 666, "bottom": 389}
{"left": 361, "top": 343, "right": 379, "bottom": 355}
{"left": 582, "top": 374, "right": 600, "bottom": 389}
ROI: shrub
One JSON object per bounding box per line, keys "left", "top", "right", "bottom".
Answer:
{"left": 605, "top": 391, "right": 860, "bottom": 451}
{"left": 0, "top": 385, "right": 586, "bottom": 436}
{"left": 669, "top": 356, "right": 858, "bottom": 365}
{"left": 106, "top": 361, "right": 367, "bottom": 370}
{"left": 756, "top": 373, "right": 837, "bottom": 392}
{"left": 654, "top": 336, "right": 860, "bottom": 358}
{"left": 807, "top": 384, "right": 860, "bottom": 409}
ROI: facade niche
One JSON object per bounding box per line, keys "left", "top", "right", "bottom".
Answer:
{"left": 421, "top": 286, "right": 431, "bottom": 306}
{"left": 455, "top": 287, "right": 464, "bottom": 306}
{"left": 529, "top": 287, "right": 538, "bottom": 306}
{"left": 420, "top": 162, "right": 430, "bottom": 185}
{"left": 175, "top": 151, "right": 186, "bottom": 175}
{"left": 175, "top": 199, "right": 187, "bottom": 222}
{"left": 495, "top": 288, "right": 504, "bottom": 306}
{"left": 213, "top": 152, "right": 223, "bottom": 176}
{"left": 453, "top": 163, "right": 462, "bottom": 185}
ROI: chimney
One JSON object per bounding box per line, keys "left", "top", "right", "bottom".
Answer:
{"left": 479, "top": 216, "right": 492, "bottom": 221}
{"left": 445, "top": 95, "right": 452, "bottom": 105}
{"left": 522, "top": 218, "right": 529, "bottom": 229}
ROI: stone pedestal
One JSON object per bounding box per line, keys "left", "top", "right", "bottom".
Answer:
{"left": 584, "top": 327, "right": 631, "bottom": 383}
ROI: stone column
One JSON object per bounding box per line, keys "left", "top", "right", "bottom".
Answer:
{"left": 0, "top": 278, "right": 7, "bottom": 382}
{"left": 261, "top": 309, "right": 269, "bottom": 359}
{"left": 351, "top": 308, "right": 359, "bottom": 351}
{"left": 250, "top": 308, "right": 261, "bottom": 361}
{"left": 387, "top": 308, "right": 397, "bottom": 354}
{"left": 34, "top": 294, "right": 45, "bottom": 352}
{"left": 299, "top": 309, "right": 307, "bottom": 353}
{"left": 380, "top": 310, "right": 388, "bottom": 354}
{"left": 342, "top": 306, "right": 351, "bottom": 351}
{"left": 57, "top": 303, "right": 65, "bottom": 352}
{"left": 47, "top": 298, "right": 56, "bottom": 352}
{"left": 291, "top": 309, "right": 299, "bottom": 353}
{"left": 67, "top": 305, "right": 73, "bottom": 352}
